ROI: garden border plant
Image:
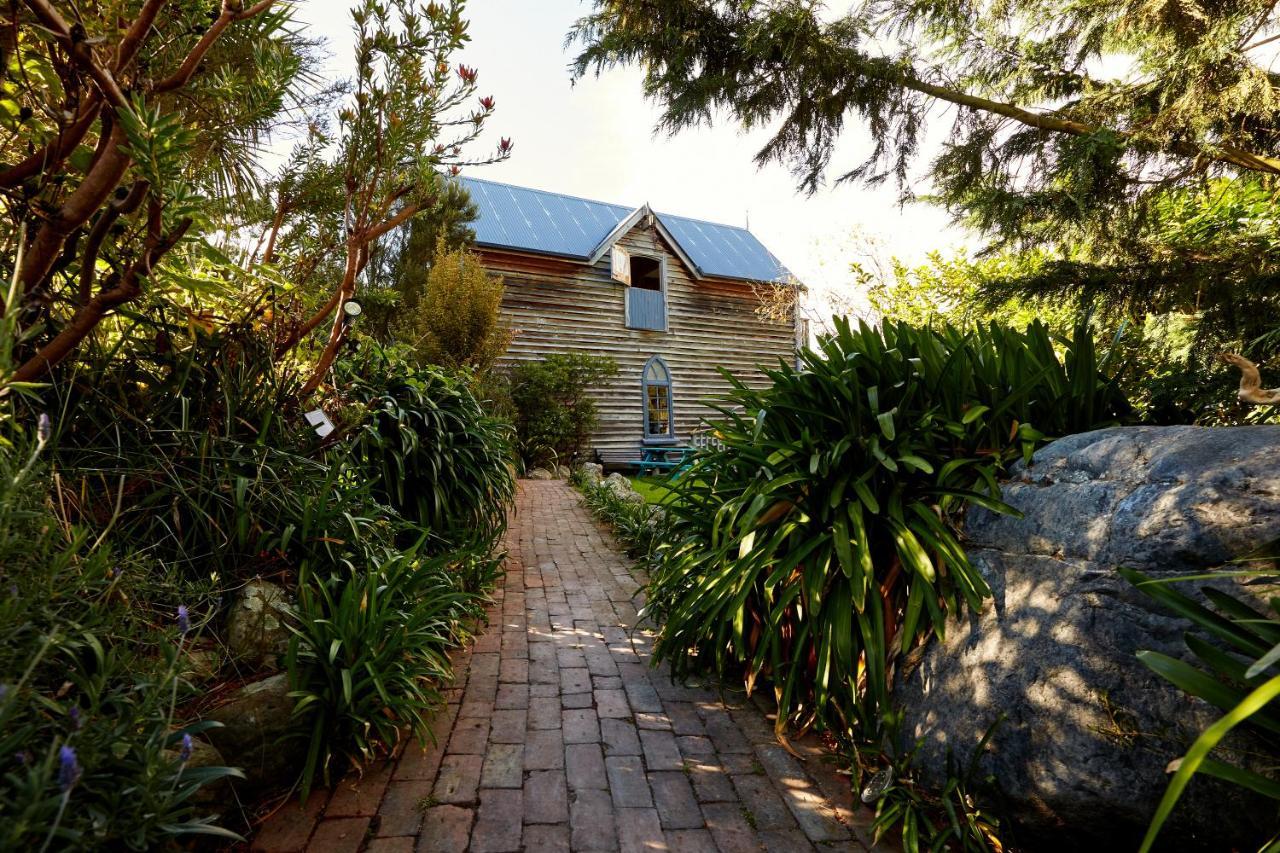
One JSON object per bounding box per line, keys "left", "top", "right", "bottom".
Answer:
{"left": 595, "top": 316, "right": 1130, "bottom": 851}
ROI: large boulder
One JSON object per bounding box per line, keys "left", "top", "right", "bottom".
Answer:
{"left": 578, "top": 462, "right": 604, "bottom": 486}
{"left": 898, "top": 426, "right": 1280, "bottom": 851}
{"left": 205, "top": 673, "right": 302, "bottom": 791}
{"left": 225, "top": 579, "right": 293, "bottom": 669}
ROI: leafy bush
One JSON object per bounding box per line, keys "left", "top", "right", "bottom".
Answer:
{"left": 47, "top": 326, "right": 363, "bottom": 582}
{"left": 400, "top": 242, "right": 512, "bottom": 373}
{"left": 0, "top": 436, "right": 243, "bottom": 849}
{"left": 339, "top": 344, "right": 515, "bottom": 555}
{"left": 503, "top": 353, "right": 617, "bottom": 468}
{"left": 1124, "top": 565, "right": 1280, "bottom": 852}
{"left": 287, "top": 541, "right": 482, "bottom": 796}
{"left": 647, "top": 317, "right": 1131, "bottom": 746}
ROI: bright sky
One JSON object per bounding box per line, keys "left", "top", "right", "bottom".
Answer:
{"left": 284, "top": 0, "right": 973, "bottom": 320}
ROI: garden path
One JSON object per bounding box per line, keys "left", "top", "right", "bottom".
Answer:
{"left": 253, "top": 480, "right": 881, "bottom": 852}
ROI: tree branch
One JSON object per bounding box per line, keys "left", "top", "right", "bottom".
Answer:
{"left": 14, "top": 215, "right": 192, "bottom": 381}
{"left": 898, "top": 71, "right": 1280, "bottom": 176}
{"left": 21, "top": 118, "right": 131, "bottom": 295}
{"left": 154, "top": 0, "right": 276, "bottom": 94}
{"left": 114, "top": 0, "right": 167, "bottom": 72}
{"left": 78, "top": 179, "right": 148, "bottom": 305}
{"left": 0, "top": 99, "right": 100, "bottom": 188}
{"left": 24, "top": 0, "right": 129, "bottom": 109}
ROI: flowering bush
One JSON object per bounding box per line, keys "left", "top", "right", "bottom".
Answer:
{"left": 0, "top": 437, "right": 242, "bottom": 849}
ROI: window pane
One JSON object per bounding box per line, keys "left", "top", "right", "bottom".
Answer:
{"left": 645, "top": 359, "right": 668, "bottom": 382}
{"left": 647, "top": 385, "right": 669, "bottom": 435}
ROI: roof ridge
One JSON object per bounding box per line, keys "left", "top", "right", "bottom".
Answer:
{"left": 460, "top": 175, "right": 632, "bottom": 213}
{"left": 655, "top": 209, "right": 754, "bottom": 235}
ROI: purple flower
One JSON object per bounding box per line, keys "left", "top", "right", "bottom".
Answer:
{"left": 177, "top": 605, "right": 190, "bottom": 635}
{"left": 37, "top": 413, "right": 51, "bottom": 443}
{"left": 178, "top": 734, "right": 193, "bottom": 763}
{"left": 67, "top": 706, "right": 82, "bottom": 730}
{"left": 14, "top": 751, "right": 29, "bottom": 766}
{"left": 58, "top": 745, "right": 80, "bottom": 792}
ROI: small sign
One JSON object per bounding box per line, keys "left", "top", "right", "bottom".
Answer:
{"left": 304, "top": 408, "right": 335, "bottom": 438}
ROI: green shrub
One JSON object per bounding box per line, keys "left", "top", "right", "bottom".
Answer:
{"left": 503, "top": 353, "right": 617, "bottom": 469}
{"left": 402, "top": 242, "right": 512, "bottom": 374}
{"left": 0, "top": 437, "right": 242, "bottom": 849}
{"left": 47, "top": 327, "right": 373, "bottom": 582}
{"left": 339, "top": 343, "right": 515, "bottom": 556}
{"left": 286, "top": 540, "right": 481, "bottom": 796}
{"left": 647, "top": 317, "right": 1131, "bottom": 746}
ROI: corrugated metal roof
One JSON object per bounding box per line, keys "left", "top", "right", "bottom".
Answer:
{"left": 655, "top": 213, "right": 790, "bottom": 283}
{"left": 462, "top": 177, "right": 631, "bottom": 260}
{"left": 460, "top": 176, "right": 792, "bottom": 283}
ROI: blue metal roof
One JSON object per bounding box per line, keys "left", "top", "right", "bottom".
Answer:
{"left": 462, "top": 177, "right": 632, "bottom": 261}
{"left": 460, "top": 176, "right": 792, "bottom": 283}
{"left": 655, "top": 212, "right": 790, "bottom": 283}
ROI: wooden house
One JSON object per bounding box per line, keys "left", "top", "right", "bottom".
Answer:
{"left": 462, "top": 177, "right": 804, "bottom": 464}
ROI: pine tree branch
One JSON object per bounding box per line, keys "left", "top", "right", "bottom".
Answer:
{"left": 899, "top": 70, "right": 1280, "bottom": 176}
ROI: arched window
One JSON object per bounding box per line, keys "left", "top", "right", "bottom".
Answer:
{"left": 642, "top": 355, "right": 674, "bottom": 441}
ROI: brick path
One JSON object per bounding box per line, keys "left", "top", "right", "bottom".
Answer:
{"left": 253, "top": 480, "right": 880, "bottom": 852}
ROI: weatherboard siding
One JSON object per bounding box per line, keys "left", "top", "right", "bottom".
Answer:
{"left": 480, "top": 221, "right": 795, "bottom": 460}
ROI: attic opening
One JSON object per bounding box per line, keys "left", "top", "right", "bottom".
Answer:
{"left": 630, "top": 255, "right": 662, "bottom": 291}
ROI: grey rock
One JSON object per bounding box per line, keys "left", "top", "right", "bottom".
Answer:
{"left": 527, "top": 467, "right": 556, "bottom": 481}
{"left": 603, "top": 473, "right": 645, "bottom": 505}
{"left": 225, "top": 579, "right": 293, "bottom": 669}
{"left": 898, "top": 426, "right": 1280, "bottom": 851}
{"left": 578, "top": 462, "right": 604, "bottom": 485}
{"left": 205, "top": 673, "right": 302, "bottom": 791}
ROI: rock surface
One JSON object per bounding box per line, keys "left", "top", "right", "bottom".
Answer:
{"left": 603, "top": 472, "right": 645, "bottom": 505}
{"left": 225, "top": 579, "right": 293, "bottom": 669}
{"left": 898, "top": 426, "right": 1280, "bottom": 851}
{"left": 526, "top": 467, "right": 556, "bottom": 480}
{"left": 205, "top": 673, "right": 302, "bottom": 791}
{"left": 578, "top": 462, "right": 604, "bottom": 486}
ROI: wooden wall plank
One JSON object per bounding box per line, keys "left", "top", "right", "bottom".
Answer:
{"left": 478, "top": 220, "right": 797, "bottom": 459}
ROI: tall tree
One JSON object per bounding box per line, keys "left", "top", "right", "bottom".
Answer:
{"left": 570, "top": 1, "right": 1280, "bottom": 296}
{"left": 269, "top": 0, "right": 510, "bottom": 394}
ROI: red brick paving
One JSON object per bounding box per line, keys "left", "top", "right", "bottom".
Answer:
{"left": 252, "top": 480, "right": 881, "bottom": 852}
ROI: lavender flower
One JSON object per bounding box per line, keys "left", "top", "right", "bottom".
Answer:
{"left": 67, "top": 706, "right": 82, "bottom": 730}
{"left": 37, "top": 413, "right": 51, "bottom": 444}
{"left": 14, "top": 750, "right": 28, "bottom": 766}
{"left": 178, "top": 734, "right": 193, "bottom": 763}
{"left": 177, "top": 605, "right": 190, "bottom": 635}
{"left": 58, "top": 745, "right": 80, "bottom": 792}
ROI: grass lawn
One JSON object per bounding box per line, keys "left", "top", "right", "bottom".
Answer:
{"left": 629, "top": 475, "right": 675, "bottom": 504}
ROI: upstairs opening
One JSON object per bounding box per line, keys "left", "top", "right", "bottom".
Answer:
{"left": 630, "top": 256, "right": 662, "bottom": 291}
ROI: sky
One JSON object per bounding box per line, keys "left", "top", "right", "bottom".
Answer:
{"left": 282, "top": 0, "right": 973, "bottom": 319}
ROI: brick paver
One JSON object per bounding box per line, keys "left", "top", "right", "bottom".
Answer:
{"left": 253, "top": 480, "right": 880, "bottom": 852}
